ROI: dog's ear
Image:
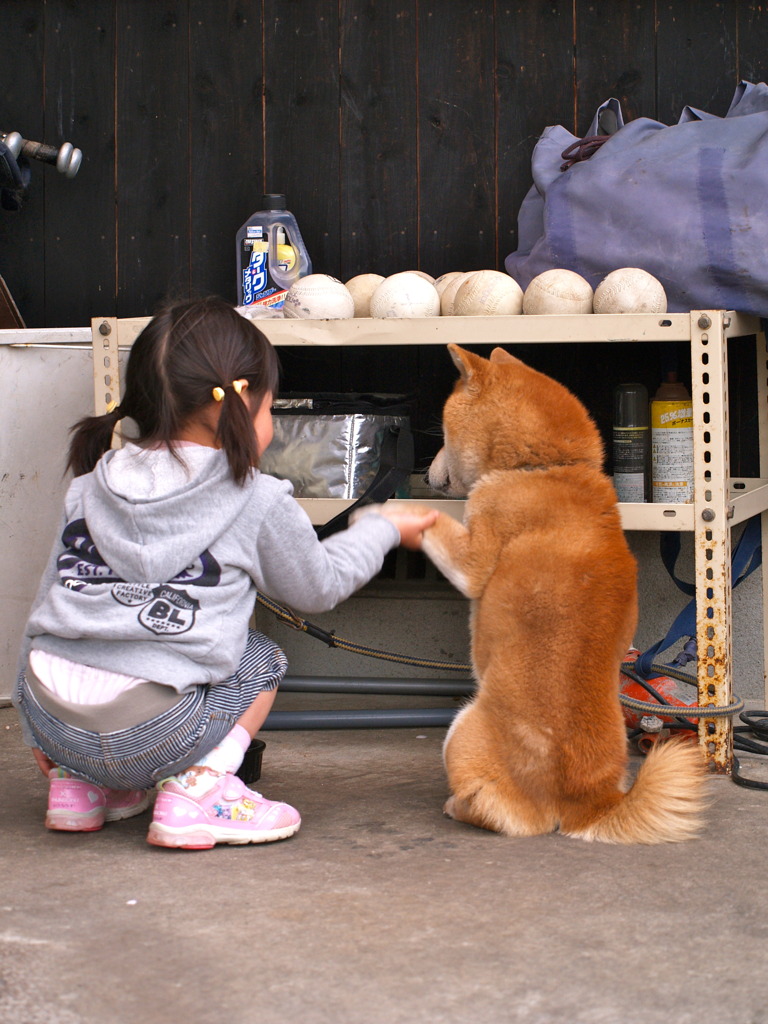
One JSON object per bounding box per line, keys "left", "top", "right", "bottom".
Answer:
{"left": 489, "top": 347, "right": 523, "bottom": 366}
{"left": 448, "top": 344, "right": 485, "bottom": 392}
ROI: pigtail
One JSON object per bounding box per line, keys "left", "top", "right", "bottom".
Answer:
{"left": 66, "top": 407, "right": 124, "bottom": 477}
{"left": 215, "top": 386, "right": 260, "bottom": 485}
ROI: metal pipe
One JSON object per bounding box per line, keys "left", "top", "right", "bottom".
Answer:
{"left": 279, "top": 675, "right": 473, "bottom": 696}
{"left": 262, "top": 707, "right": 458, "bottom": 730}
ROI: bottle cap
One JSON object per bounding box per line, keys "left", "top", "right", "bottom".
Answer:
{"left": 262, "top": 194, "right": 287, "bottom": 210}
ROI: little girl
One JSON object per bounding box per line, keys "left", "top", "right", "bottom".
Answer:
{"left": 13, "top": 296, "right": 436, "bottom": 850}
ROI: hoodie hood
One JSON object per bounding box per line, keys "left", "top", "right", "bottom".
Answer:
{"left": 80, "top": 443, "right": 253, "bottom": 583}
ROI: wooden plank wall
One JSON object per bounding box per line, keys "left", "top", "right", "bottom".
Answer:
{"left": 1, "top": 0, "right": 766, "bottom": 468}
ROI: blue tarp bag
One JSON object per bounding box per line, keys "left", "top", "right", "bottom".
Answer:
{"left": 505, "top": 81, "right": 768, "bottom": 316}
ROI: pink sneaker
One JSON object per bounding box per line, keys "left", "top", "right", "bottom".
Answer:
{"left": 147, "top": 772, "right": 301, "bottom": 850}
{"left": 45, "top": 769, "right": 150, "bottom": 832}
{"left": 104, "top": 788, "right": 151, "bottom": 822}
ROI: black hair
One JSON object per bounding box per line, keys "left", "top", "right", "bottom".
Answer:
{"left": 67, "top": 296, "right": 280, "bottom": 485}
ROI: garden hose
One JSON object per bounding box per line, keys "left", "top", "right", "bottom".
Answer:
{"left": 257, "top": 592, "right": 768, "bottom": 789}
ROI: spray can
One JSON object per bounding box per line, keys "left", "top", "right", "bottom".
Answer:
{"left": 236, "top": 194, "right": 312, "bottom": 309}
{"left": 612, "top": 383, "right": 649, "bottom": 502}
{"left": 651, "top": 373, "right": 694, "bottom": 503}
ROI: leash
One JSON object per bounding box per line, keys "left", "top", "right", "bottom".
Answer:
{"left": 619, "top": 659, "right": 744, "bottom": 718}
{"left": 256, "top": 592, "right": 746, "bottom": 716}
{"left": 258, "top": 591, "right": 768, "bottom": 786}
{"left": 257, "top": 520, "right": 767, "bottom": 785}
{"left": 255, "top": 592, "right": 473, "bottom": 674}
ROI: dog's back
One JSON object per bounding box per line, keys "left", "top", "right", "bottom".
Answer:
{"left": 425, "top": 345, "right": 707, "bottom": 843}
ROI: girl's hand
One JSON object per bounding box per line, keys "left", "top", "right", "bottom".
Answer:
{"left": 350, "top": 502, "right": 439, "bottom": 550}
{"left": 379, "top": 508, "right": 439, "bottom": 550}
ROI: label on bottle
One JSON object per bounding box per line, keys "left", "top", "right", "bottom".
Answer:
{"left": 613, "top": 425, "right": 648, "bottom": 502}
{"left": 242, "top": 245, "right": 268, "bottom": 305}
{"left": 241, "top": 241, "right": 296, "bottom": 307}
{"left": 613, "top": 426, "right": 648, "bottom": 473}
{"left": 651, "top": 401, "right": 694, "bottom": 503}
{"left": 614, "top": 472, "right": 646, "bottom": 502}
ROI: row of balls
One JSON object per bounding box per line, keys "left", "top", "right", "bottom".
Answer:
{"left": 280, "top": 267, "right": 668, "bottom": 320}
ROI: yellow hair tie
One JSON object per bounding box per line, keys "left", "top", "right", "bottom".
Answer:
{"left": 212, "top": 379, "right": 249, "bottom": 402}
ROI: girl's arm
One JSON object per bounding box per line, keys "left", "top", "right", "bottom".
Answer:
{"left": 250, "top": 491, "right": 434, "bottom": 614}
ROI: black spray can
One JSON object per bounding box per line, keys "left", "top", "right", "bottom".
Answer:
{"left": 612, "top": 383, "right": 649, "bottom": 502}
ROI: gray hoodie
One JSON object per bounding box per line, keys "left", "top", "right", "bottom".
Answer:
{"left": 18, "top": 443, "right": 400, "bottom": 697}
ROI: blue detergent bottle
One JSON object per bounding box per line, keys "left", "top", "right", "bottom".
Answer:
{"left": 236, "top": 193, "right": 312, "bottom": 309}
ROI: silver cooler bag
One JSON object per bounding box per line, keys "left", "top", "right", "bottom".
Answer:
{"left": 260, "top": 394, "right": 414, "bottom": 537}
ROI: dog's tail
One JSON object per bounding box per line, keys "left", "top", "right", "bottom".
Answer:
{"left": 562, "top": 738, "right": 709, "bottom": 844}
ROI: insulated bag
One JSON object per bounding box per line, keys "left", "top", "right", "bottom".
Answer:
{"left": 259, "top": 393, "right": 414, "bottom": 539}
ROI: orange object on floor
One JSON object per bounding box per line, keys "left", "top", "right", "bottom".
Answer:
{"left": 620, "top": 647, "right": 699, "bottom": 735}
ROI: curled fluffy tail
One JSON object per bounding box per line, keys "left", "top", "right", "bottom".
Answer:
{"left": 563, "top": 738, "right": 709, "bottom": 844}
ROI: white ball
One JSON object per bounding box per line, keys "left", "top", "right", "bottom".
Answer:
{"left": 593, "top": 268, "right": 667, "bottom": 314}
{"left": 370, "top": 272, "right": 441, "bottom": 318}
{"left": 344, "top": 273, "right": 385, "bottom": 317}
{"left": 283, "top": 274, "right": 354, "bottom": 319}
{"left": 523, "top": 269, "right": 594, "bottom": 315}
{"left": 452, "top": 270, "right": 524, "bottom": 316}
{"left": 406, "top": 270, "right": 436, "bottom": 283}
{"left": 439, "top": 272, "right": 473, "bottom": 316}
{"left": 434, "top": 271, "right": 466, "bottom": 297}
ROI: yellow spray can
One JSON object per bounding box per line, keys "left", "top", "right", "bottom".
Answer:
{"left": 650, "top": 374, "right": 693, "bottom": 503}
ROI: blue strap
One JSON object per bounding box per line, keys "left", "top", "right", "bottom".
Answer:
{"left": 635, "top": 515, "right": 762, "bottom": 678}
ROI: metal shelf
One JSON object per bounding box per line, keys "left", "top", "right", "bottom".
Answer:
{"left": 84, "top": 309, "right": 768, "bottom": 769}
{"left": 296, "top": 492, "right": 700, "bottom": 531}
{"left": 297, "top": 485, "right": 766, "bottom": 532}
{"left": 83, "top": 309, "right": 756, "bottom": 350}
{"left": 4, "top": 309, "right": 763, "bottom": 762}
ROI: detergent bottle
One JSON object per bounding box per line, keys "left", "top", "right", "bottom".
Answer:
{"left": 236, "top": 194, "right": 312, "bottom": 309}
{"left": 650, "top": 372, "right": 694, "bottom": 503}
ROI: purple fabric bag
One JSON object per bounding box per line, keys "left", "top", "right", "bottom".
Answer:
{"left": 505, "top": 82, "right": 768, "bottom": 315}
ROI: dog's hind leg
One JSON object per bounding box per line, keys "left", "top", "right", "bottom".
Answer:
{"left": 443, "top": 704, "right": 559, "bottom": 837}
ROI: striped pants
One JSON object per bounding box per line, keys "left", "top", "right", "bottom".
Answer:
{"left": 16, "top": 629, "right": 286, "bottom": 790}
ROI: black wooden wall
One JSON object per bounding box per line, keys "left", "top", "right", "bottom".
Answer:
{"left": 1, "top": 0, "right": 766, "bottom": 469}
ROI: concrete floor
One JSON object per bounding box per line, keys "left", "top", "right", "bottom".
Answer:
{"left": 3, "top": 696, "right": 768, "bottom": 1024}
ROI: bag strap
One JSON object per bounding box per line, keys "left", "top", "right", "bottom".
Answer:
{"left": 635, "top": 515, "right": 763, "bottom": 677}
{"left": 315, "top": 423, "right": 415, "bottom": 540}
{"left": 560, "top": 135, "right": 612, "bottom": 171}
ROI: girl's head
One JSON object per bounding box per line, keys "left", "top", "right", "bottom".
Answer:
{"left": 68, "top": 297, "right": 280, "bottom": 484}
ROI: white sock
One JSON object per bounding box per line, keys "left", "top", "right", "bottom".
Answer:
{"left": 195, "top": 723, "right": 251, "bottom": 775}
{"left": 171, "top": 724, "right": 252, "bottom": 796}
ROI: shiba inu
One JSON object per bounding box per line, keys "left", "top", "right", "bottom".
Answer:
{"left": 420, "top": 344, "right": 707, "bottom": 843}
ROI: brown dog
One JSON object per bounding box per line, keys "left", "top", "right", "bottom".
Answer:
{"left": 420, "top": 344, "right": 707, "bottom": 843}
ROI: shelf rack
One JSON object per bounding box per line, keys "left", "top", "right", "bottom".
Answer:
{"left": 90, "top": 309, "right": 768, "bottom": 773}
